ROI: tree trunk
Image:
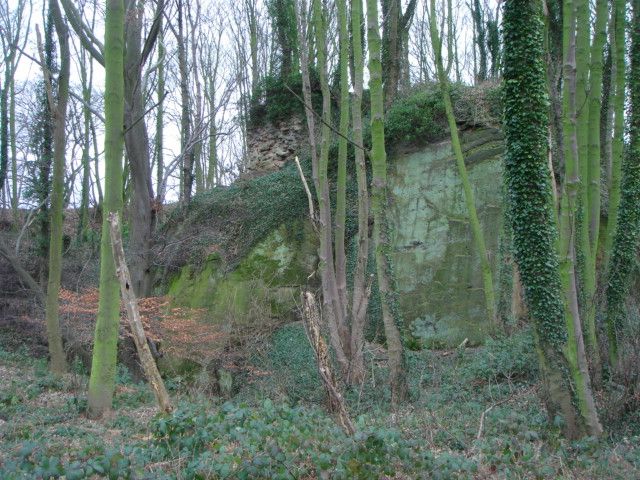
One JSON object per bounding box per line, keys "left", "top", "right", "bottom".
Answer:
{"left": 502, "top": 0, "right": 601, "bottom": 439}
{"left": 177, "top": 0, "right": 193, "bottom": 204}
{"left": 429, "top": 0, "right": 497, "bottom": 326}
{"left": 347, "top": 0, "right": 370, "bottom": 386}
{"left": 301, "top": 291, "right": 354, "bottom": 435}
{"left": 43, "top": 0, "right": 70, "bottom": 376}
{"left": 108, "top": 212, "right": 172, "bottom": 413}
{"left": 603, "top": 0, "right": 626, "bottom": 271}
{"left": 605, "top": 0, "right": 640, "bottom": 369}
{"left": 312, "top": 0, "right": 350, "bottom": 373}
{"left": 335, "top": 0, "right": 349, "bottom": 344}
{"left": 367, "top": 0, "right": 408, "bottom": 405}
{"left": 124, "top": 0, "right": 155, "bottom": 297}
{"left": 155, "top": 21, "right": 165, "bottom": 208}
{"left": 87, "top": 0, "right": 125, "bottom": 419}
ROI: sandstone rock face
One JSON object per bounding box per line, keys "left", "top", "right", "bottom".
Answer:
{"left": 244, "top": 116, "right": 307, "bottom": 177}
{"left": 165, "top": 127, "right": 505, "bottom": 348}
{"left": 388, "top": 128, "right": 504, "bottom": 346}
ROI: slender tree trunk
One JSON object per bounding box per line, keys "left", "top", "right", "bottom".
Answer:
{"left": 347, "top": 0, "right": 370, "bottom": 386}
{"left": 581, "top": 0, "right": 608, "bottom": 383}
{"left": 295, "top": 0, "right": 318, "bottom": 184}
{"left": 429, "top": 0, "right": 497, "bottom": 326}
{"left": 472, "top": 0, "right": 487, "bottom": 82}
{"left": 335, "top": 0, "right": 349, "bottom": 338}
{"left": 43, "top": 0, "right": 70, "bottom": 376}
{"left": 90, "top": 115, "right": 103, "bottom": 207}
{"left": 78, "top": 48, "right": 93, "bottom": 241}
{"left": 124, "top": 0, "right": 155, "bottom": 297}
{"left": 87, "top": 0, "right": 125, "bottom": 419}
{"left": 109, "top": 212, "right": 172, "bottom": 413}
{"left": 558, "top": 0, "right": 603, "bottom": 437}
{"left": 155, "top": 21, "right": 164, "bottom": 208}
{"left": 207, "top": 76, "right": 217, "bottom": 189}
{"left": 603, "top": 0, "right": 626, "bottom": 271}
{"left": 367, "top": 0, "right": 408, "bottom": 404}
{"left": 605, "top": 0, "right": 640, "bottom": 369}
{"left": 246, "top": 0, "right": 259, "bottom": 92}
{"left": 312, "top": 0, "right": 350, "bottom": 372}
{"left": 10, "top": 77, "right": 18, "bottom": 221}
{"left": 0, "top": 67, "right": 8, "bottom": 197}
{"left": 177, "top": 0, "right": 193, "bottom": 204}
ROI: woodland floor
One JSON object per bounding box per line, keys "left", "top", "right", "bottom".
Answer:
{"left": 1, "top": 313, "right": 640, "bottom": 480}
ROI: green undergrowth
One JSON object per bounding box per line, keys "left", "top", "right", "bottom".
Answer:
{"left": 1, "top": 332, "right": 639, "bottom": 479}
{"left": 158, "top": 160, "right": 312, "bottom": 275}
{"left": 384, "top": 82, "right": 502, "bottom": 148}
{"left": 248, "top": 72, "right": 322, "bottom": 127}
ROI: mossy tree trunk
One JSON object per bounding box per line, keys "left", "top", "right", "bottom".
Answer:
{"left": 87, "top": 0, "right": 125, "bottom": 419}
{"left": 312, "top": 0, "right": 350, "bottom": 374}
{"left": 42, "top": 0, "right": 70, "bottom": 376}
{"left": 580, "top": 0, "right": 609, "bottom": 383}
{"left": 334, "top": 0, "right": 349, "bottom": 330}
{"left": 605, "top": 0, "right": 640, "bottom": 369}
{"left": 559, "top": 0, "right": 603, "bottom": 438}
{"left": 367, "top": 0, "right": 408, "bottom": 404}
{"left": 502, "top": 0, "right": 601, "bottom": 439}
{"left": 347, "top": 0, "right": 371, "bottom": 386}
{"left": 603, "top": 0, "right": 627, "bottom": 271}
{"left": 429, "top": 0, "right": 497, "bottom": 327}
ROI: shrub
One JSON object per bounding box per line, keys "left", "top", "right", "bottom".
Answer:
{"left": 248, "top": 71, "right": 321, "bottom": 128}
{"left": 385, "top": 86, "right": 447, "bottom": 146}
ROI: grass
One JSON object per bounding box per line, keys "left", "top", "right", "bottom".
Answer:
{"left": 0, "top": 328, "right": 639, "bottom": 479}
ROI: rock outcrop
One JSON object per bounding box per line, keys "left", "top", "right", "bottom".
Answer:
{"left": 389, "top": 128, "right": 504, "bottom": 346}
{"left": 162, "top": 126, "right": 505, "bottom": 348}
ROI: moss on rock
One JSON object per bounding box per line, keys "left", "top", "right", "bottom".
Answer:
{"left": 388, "top": 128, "right": 504, "bottom": 346}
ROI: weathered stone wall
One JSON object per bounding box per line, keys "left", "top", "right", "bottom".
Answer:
{"left": 244, "top": 116, "right": 307, "bottom": 177}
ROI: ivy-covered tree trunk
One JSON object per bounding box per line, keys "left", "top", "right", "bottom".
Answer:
{"left": 603, "top": 0, "right": 627, "bottom": 271}
{"left": 268, "top": 0, "right": 299, "bottom": 76}
{"left": 32, "top": 7, "right": 56, "bottom": 281}
{"left": 43, "top": 0, "right": 70, "bottom": 376}
{"left": 605, "top": 0, "right": 640, "bottom": 369}
{"left": 87, "top": 0, "right": 125, "bottom": 419}
{"left": 347, "top": 0, "right": 370, "bottom": 386}
{"left": 429, "top": 0, "right": 497, "bottom": 326}
{"left": 502, "top": 0, "right": 601, "bottom": 439}
{"left": 0, "top": 63, "right": 9, "bottom": 201}
{"left": 367, "top": 0, "right": 408, "bottom": 404}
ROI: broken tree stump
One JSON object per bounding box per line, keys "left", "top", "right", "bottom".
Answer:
{"left": 108, "top": 212, "right": 172, "bottom": 413}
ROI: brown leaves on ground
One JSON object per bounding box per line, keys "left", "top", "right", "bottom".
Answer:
{"left": 58, "top": 288, "right": 227, "bottom": 364}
